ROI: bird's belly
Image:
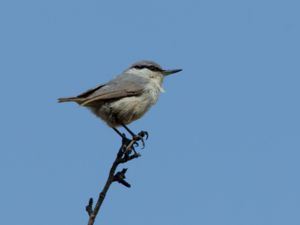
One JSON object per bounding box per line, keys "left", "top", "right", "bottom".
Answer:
{"left": 90, "top": 95, "right": 154, "bottom": 127}
{"left": 113, "top": 96, "right": 153, "bottom": 123}
{"left": 89, "top": 83, "right": 162, "bottom": 127}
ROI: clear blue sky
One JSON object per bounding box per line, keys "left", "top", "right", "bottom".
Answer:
{"left": 1, "top": 0, "right": 299, "bottom": 225}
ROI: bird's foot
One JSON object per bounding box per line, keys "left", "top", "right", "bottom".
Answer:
{"left": 132, "top": 130, "right": 149, "bottom": 149}
{"left": 121, "top": 133, "right": 139, "bottom": 157}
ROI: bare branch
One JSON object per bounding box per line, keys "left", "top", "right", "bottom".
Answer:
{"left": 86, "top": 136, "right": 143, "bottom": 225}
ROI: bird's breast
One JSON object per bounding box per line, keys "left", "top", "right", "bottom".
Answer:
{"left": 142, "top": 78, "right": 164, "bottom": 105}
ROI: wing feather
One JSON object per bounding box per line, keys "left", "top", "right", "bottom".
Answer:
{"left": 80, "top": 74, "right": 147, "bottom": 106}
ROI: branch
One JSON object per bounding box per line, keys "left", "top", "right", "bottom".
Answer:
{"left": 86, "top": 137, "right": 142, "bottom": 225}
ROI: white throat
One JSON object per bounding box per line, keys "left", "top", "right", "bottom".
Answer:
{"left": 126, "top": 68, "right": 164, "bottom": 91}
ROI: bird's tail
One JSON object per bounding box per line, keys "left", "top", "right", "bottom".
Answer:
{"left": 57, "top": 97, "right": 82, "bottom": 103}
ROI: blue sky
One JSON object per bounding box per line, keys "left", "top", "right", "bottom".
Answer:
{"left": 1, "top": 0, "right": 300, "bottom": 225}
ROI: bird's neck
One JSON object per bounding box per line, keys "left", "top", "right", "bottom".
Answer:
{"left": 149, "top": 75, "right": 164, "bottom": 93}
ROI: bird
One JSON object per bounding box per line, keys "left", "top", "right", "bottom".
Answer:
{"left": 58, "top": 60, "right": 182, "bottom": 145}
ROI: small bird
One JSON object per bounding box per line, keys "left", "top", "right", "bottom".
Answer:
{"left": 58, "top": 60, "right": 182, "bottom": 143}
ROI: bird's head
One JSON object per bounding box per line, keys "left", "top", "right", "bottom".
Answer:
{"left": 124, "top": 60, "right": 182, "bottom": 82}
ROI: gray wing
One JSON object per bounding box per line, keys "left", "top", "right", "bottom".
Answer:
{"left": 80, "top": 73, "right": 148, "bottom": 106}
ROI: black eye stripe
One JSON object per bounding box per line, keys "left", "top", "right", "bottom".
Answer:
{"left": 133, "top": 65, "right": 162, "bottom": 71}
{"left": 149, "top": 66, "right": 163, "bottom": 71}
{"left": 149, "top": 66, "right": 157, "bottom": 71}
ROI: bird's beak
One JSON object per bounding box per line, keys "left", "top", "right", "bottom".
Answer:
{"left": 162, "top": 69, "right": 182, "bottom": 76}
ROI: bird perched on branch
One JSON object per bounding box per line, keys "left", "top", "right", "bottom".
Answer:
{"left": 58, "top": 60, "right": 182, "bottom": 145}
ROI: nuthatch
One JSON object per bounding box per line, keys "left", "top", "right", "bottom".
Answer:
{"left": 58, "top": 60, "right": 182, "bottom": 143}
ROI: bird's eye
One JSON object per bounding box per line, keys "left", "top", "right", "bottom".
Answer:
{"left": 149, "top": 66, "right": 161, "bottom": 71}
{"left": 134, "top": 65, "right": 143, "bottom": 69}
{"left": 149, "top": 66, "right": 157, "bottom": 71}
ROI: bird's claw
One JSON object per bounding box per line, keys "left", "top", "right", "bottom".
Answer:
{"left": 133, "top": 131, "right": 149, "bottom": 149}
{"left": 120, "top": 129, "right": 149, "bottom": 150}
{"left": 139, "top": 130, "right": 149, "bottom": 140}
{"left": 121, "top": 134, "right": 135, "bottom": 151}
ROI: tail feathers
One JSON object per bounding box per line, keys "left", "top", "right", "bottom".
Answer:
{"left": 58, "top": 97, "right": 82, "bottom": 103}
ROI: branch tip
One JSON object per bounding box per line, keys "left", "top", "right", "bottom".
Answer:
{"left": 86, "top": 198, "right": 94, "bottom": 216}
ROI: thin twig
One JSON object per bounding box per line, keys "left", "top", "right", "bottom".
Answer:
{"left": 86, "top": 138, "right": 141, "bottom": 225}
